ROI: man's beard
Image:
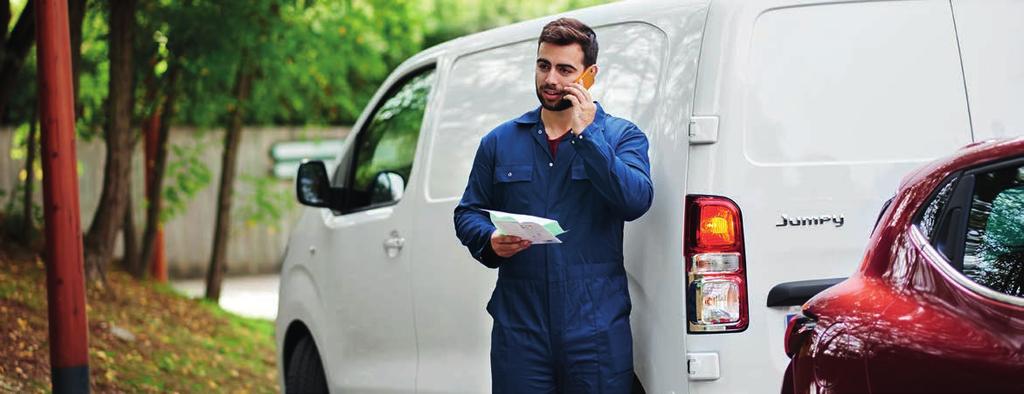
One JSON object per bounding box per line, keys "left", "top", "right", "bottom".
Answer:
{"left": 536, "top": 84, "right": 571, "bottom": 111}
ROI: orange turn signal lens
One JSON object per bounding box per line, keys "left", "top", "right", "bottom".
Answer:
{"left": 698, "top": 204, "right": 737, "bottom": 248}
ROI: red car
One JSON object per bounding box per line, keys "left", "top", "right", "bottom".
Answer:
{"left": 782, "top": 138, "right": 1024, "bottom": 393}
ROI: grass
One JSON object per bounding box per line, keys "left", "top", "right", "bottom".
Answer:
{"left": 0, "top": 241, "right": 279, "bottom": 393}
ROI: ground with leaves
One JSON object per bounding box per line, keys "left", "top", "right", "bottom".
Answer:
{"left": 0, "top": 241, "right": 278, "bottom": 393}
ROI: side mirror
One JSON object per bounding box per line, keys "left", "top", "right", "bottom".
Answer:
{"left": 370, "top": 171, "right": 406, "bottom": 205}
{"left": 296, "top": 160, "right": 338, "bottom": 209}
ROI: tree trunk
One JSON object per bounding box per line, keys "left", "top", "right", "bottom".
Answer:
{"left": 83, "top": 0, "right": 136, "bottom": 283}
{"left": 136, "top": 64, "right": 179, "bottom": 278}
{"left": 20, "top": 113, "right": 36, "bottom": 243}
{"left": 0, "top": 0, "right": 34, "bottom": 121}
{"left": 204, "top": 62, "right": 254, "bottom": 301}
{"left": 68, "top": 0, "right": 85, "bottom": 114}
{"left": 138, "top": 64, "right": 167, "bottom": 281}
{"left": 120, "top": 177, "right": 137, "bottom": 272}
{"left": 0, "top": 0, "right": 11, "bottom": 51}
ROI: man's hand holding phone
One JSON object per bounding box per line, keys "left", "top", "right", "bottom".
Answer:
{"left": 565, "top": 67, "right": 597, "bottom": 136}
{"left": 491, "top": 231, "right": 532, "bottom": 258}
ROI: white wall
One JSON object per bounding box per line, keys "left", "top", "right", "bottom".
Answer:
{"left": 0, "top": 126, "right": 349, "bottom": 278}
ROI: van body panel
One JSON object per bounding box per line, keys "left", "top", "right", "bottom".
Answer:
{"left": 951, "top": 0, "right": 1024, "bottom": 140}
{"left": 411, "top": 3, "right": 709, "bottom": 390}
{"left": 275, "top": 211, "right": 330, "bottom": 389}
{"left": 283, "top": 53, "right": 442, "bottom": 392}
{"left": 689, "top": 1, "right": 972, "bottom": 393}
{"left": 620, "top": 3, "right": 709, "bottom": 393}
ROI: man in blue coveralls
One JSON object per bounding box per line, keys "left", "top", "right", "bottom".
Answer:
{"left": 454, "top": 17, "right": 654, "bottom": 393}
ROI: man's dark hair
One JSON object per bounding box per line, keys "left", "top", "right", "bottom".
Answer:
{"left": 538, "top": 18, "right": 598, "bottom": 67}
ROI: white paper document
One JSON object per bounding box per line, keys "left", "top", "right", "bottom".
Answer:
{"left": 484, "top": 209, "right": 567, "bottom": 244}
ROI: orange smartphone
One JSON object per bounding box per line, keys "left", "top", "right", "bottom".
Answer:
{"left": 575, "top": 67, "right": 596, "bottom": 89}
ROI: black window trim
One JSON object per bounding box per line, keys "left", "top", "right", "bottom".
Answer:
{"left": 334, "top": 64, "right": 438, "bottom": 216}
{"left": 872, "top": 196, "right": 895, "bottom": 236}
{"left": 913, "top": 171, "right": 962, "bottom": 248}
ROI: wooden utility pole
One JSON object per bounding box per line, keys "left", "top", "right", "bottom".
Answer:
{"left": 36, "top": 0, "right": 90, "bottom": 391}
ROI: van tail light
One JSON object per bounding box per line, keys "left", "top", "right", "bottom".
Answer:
{"left": 784, "top": 314, "right": 816, "bottom": 358}
{"left": 685, "top": 195, "right": 749, "bottom": 333}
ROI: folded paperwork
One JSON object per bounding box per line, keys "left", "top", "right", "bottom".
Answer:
{"left": 484, "top": 209, "right": 567, "bottom": 244}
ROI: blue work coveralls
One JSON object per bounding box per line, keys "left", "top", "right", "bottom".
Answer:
{"left": 454, "top": 102, "right": 653, "bottom": 393}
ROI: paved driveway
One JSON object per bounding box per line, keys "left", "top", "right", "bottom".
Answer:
{"left": 172, "top": 275, "right": 280, "bottom": 320}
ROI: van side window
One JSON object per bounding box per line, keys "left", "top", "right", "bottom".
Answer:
{"left": 426, "top": 23, "right": 666, "bottom": 201}
{"left": 346, "top": 69, "right": 435, "bottom": 211}
{"left": 962, "top": 164, "right": 1024, "bottom": 297}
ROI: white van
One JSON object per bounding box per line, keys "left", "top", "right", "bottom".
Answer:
{"left": 276, "top": 0, "right": 1024, "bottom": 392}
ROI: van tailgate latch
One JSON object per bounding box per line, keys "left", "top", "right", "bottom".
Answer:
{"left": 688, "top": 116, "right": 719, "bottom": 145}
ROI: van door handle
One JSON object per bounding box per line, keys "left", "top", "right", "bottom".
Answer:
{"left": 383, "top": 230, "right": 405, "bottom": 258}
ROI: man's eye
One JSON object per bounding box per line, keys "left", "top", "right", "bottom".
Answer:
{"left": 538, "top": 64, "right": 549, "bottom": 71}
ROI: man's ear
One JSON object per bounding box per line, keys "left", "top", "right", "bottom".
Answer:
{"left": 589, "top": 64, "right": 599, "bottom": 77}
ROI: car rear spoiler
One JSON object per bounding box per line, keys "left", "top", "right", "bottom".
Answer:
{"left": 766, "top": 278, "right": 845, "bottom": 307}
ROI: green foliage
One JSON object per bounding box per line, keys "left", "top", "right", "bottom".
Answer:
{"left": 3, "top": 1, "right": 110, "bottom": 140}
{"left": 1, "top": 182, "right": 43, "bottom": 238}
{"left": 1, "top": 121, "right": 43, "bottom": 238}
{"left": 160, "top": 132, "right": 213, "bottom": 222}
{"left": 75, "top": 1, "right": 113, "bottom": 140}
{"left": 234, "top": 174, "right": 294, "bottom": 231}
{"left": 3, "top": 0, "right": 613, "bottom": 128}
{"left": 0, "top": 0, "right": 614, "bottom": 227}
{"left": 6, "top": 121, "right": 32, "bottom": 160}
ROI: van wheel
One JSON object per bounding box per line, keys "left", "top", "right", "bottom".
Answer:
{"left": 286, "top": 336, "right": 328, "bottom": 393}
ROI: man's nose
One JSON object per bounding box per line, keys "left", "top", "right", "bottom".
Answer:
{"left": 544, "top": 71, "right": 560, "bottom": 86}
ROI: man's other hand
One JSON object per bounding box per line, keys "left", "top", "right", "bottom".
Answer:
{"left": 491, "top": 231, "right": 532, "bottom": 258}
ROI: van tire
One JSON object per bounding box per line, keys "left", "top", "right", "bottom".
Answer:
{"left": 286, "top": 336, "right": 328, "bottom": 393}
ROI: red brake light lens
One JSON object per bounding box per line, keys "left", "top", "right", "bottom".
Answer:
{"left": 698, "top": 204, "right": 738, "bottom": 248}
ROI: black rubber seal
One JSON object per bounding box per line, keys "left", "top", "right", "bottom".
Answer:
{"left": 766, "top": 278, "right": 845, "bottom": 307}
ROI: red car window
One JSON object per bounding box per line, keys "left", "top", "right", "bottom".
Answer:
{"left": 963, "top": 165, "right": 1024, "bottom": 297}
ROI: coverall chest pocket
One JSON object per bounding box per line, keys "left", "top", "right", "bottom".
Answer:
{"left": 571, "top": 163, "right": 589, "bottom": 181}
{"left": 494, "top": 164, "right": 533, "bottom": 209}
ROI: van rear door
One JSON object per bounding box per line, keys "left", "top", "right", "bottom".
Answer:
{"left": 951, "top": 1, "right": 1024, "bottom": 140}
{"left": 688, "top": 1, "right": 972, "bottom": 392}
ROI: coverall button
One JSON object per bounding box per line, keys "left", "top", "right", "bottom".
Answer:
{"left": 507, "top": 172, "right": 512, "bottom": 177}
{"left": 548, "top": 162, "right": 553, "bottom": 167}
{"left": 538, "top": 130, "right": 542, "bottom": 134}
